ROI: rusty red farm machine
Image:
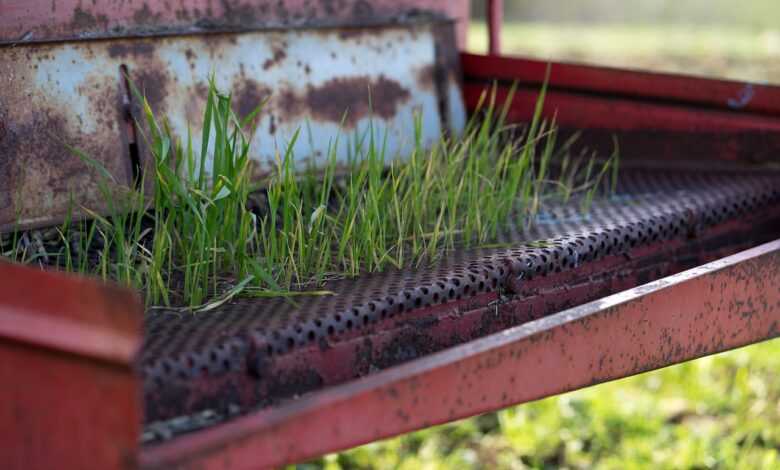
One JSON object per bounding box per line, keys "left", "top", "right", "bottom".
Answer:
{"left": 2, "top": 1, "right": 780, "bottom": 469}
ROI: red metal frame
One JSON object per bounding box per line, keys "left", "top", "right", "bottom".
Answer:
{"left": 463, "top": 53, "right": 780, "bottom": 116}
{"left": 0, "top": 1, "right": 470, "bottom": 47}
{"left": 461, "top": 53, "right": 780, "bottom": 163}
{"left": 140, "top": 240, "right": 780, "bottom": 469}
{"left": 487, "top": 0, "right": 503, "bottom": 55}
{"left": 141, "top": 202, "right": 780, "bottom": 423}
{"left": 3, "top": 2, "right": 780, "bottom": 468}
{"left": 0, "top": 262, "right": 143, "bottom": 470}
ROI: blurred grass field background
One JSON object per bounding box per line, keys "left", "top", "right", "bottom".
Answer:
{"left": 468, "top": 23, "right": 780, "bottom": 84}
{"left": 323, "top": 340, "right": 780, "bottom": 468}
{"left": 302, "top": 2, "right": 780, "bottom": 468}
{"left": 468, "top": 0, "right": 780, "bottom": 84}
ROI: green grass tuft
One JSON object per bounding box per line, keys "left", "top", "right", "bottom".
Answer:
{"left": 2, "top": 78, "right": 616, "bottom": 310}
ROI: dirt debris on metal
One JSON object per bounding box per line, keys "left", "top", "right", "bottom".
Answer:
{"left": 138, "top": 241, "right": 780, "bottom": 469}
{"left": 1, "top": 1, "right": 470, "bottom": 46}
{"left": 137, "top": 167, "right": 780, "bottom": 436}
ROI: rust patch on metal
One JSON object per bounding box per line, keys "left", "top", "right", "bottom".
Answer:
{"left": 132, "top": 3, "right": 163, "bottom": 25}
{"left": 183, "top": 82, "right": 210, "bottom": 122}
{"left": 234, "top": 80, "right": 272, "bottom": 123}
{"left": 216, "top": 1, "right": 260, "bottom": 26}
{"left": 0, "top": 42, "right": 133, "bottom": 231}
{"left": 2, "top": 21, "right": 462, "bottom": 229}
{"left": 262, "top": 45, "right": 287, "bottom": 70}
{"left": 416, "top": 64, "right": 436, "bottom": 90}
{"left": 338, "top": 28, "right": 373, "bottom": 41}
{"left": 70, "top": 6, "right": 108, "bottom": 30}
{"left": 351, "top": 0, "right": 375, "bottom": 18}
{"left": 107, "top": 42, "right": 155, "bottom": 58}
{"left": 280, "top": 76, "right": 412, "bottom": 127}
{"left": 1, "top": 104, "right": 124, "bottom": 225}
{"left": 135, "top": 68, "right": 170, "bottom": 111}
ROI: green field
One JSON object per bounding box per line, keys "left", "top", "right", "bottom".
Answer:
{"left": 318, "top": 339, "right": 780, "bottom": 469}
{"left": 312, "top": 22, "right": 780, "bottom": 469}
{"left": 468, "top": 23, "right": 780, "bottom": 84}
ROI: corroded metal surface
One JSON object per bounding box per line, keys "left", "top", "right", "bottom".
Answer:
{"left": 139, "top": 239, "right": 780, "bottom": 469}
{"left": 0, "top": 261, "right": 143, "bottom": 470}
{"left": 127, "top": 23, "right": 463, "bottom": 180}
{"left": 0, "top": 0, "right": 470, "bottom": 47}
{"left": 137, "top": 168, "right": 780, "bottom": 426}
{"left": 1, "top": 21, "right": 464, "bottom": 231}
{"left": 0, "top": 44, "right": 135, "bottom": 232}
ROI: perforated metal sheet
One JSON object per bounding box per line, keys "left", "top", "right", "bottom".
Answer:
{"left": 141, "top": 166, "right": 780, "bottom": 427}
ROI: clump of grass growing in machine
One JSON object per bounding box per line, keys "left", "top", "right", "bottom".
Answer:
{"left": 1, "top": 79, "right": 617, "bottom": 310}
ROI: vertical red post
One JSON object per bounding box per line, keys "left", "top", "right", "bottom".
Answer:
{"left": 488, "top": 0, "right": 503, "bottom": 55}
{"left": 0, "top": 262, "right": 143, "bottom": 470}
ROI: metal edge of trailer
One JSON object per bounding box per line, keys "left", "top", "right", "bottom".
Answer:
{"left": 137, "top": 194, "right": 780, "bottom": 425}
{"left": 0, "top": 261, "right": 144, "bottom": 470}
{"left": 0, "top": 1, "right": 470, "bottom": 48}
{"left": 460, "top": 53, "right": 780, "bottom": 164}
{"left": 139, "top": 239, "right": 780, "bottom": 469}
{"left": 461, "top": 52, "right": 780, "bottom": 117}
{"left": 462, "top": 83, "right": 780, "bottom": 163}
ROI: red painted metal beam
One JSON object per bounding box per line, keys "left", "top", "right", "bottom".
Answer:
{"left": 462, "top": 53, "right": 780, "bottom": 116}
{"left": 139, "top": 200, "right": 780, "bottom": 424}
{"left": 0, "top": 262, "right": 144, "bottom": 470}
{"left": 461, "top": 53, "right": 780, "bottom": 163}
{"left": 487, "top": 0, "right": 503, "bottom": 56}
{"left": 1, "top": 0, "right": 470, "bottom": 47}
{"left": 463, "top": 83, "right": 780, "bottom": 133}
{"left": 140, "top": 240, "right": 780, "bottom": 469}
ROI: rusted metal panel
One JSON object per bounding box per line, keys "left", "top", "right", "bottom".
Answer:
{"left": 139, "top": 238, "right": 780, "bottom": 469}
{"left": 0, "top": 43, "right": 135, "bottom": 232}
{"left": 1, "top": 21, "right": 465, "bottom": 231}
{"left": 433, "top": 22, "right": 467, "bottom": 135}
{"left": 0, "top": 0, "right": 470, "bottom": 48}
{"left": 0, "top": 261, "right": 143, "bottom": 470}
{"left": 128, "top": 22, "right": 463, "bottom": 181}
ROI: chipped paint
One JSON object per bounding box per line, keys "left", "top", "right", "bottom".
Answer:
{"left": 0, "top": 21, "right": 465, "bottom": 231}
{"left": 0, "top": 43, "right": 134, "bottom": 232}
{"left": 728, "top": 84, "right": 755, "bottom": 109}
{"left": 0, "top": 0, "right": 470, "bottom": 48}
{"left": 142, "top": 24, "right": 458, "bottom": 179}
